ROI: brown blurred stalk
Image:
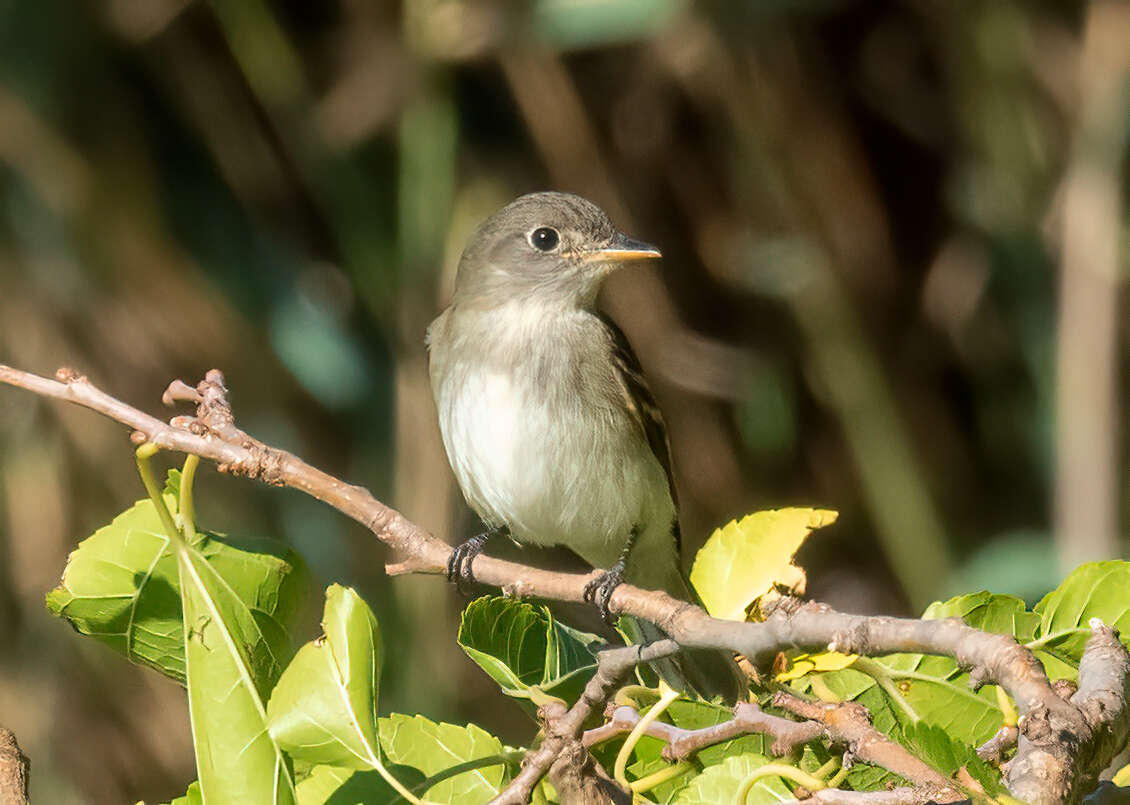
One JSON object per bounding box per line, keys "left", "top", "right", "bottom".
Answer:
{"left": 1054, "top": 1, "right": 1129, "bottom": 571}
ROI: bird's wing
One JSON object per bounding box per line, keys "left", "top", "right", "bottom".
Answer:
{"left": 597, "top": 313, "right": 678, "bottom": 510}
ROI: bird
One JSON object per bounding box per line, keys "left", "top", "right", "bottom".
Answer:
{"left": 427, "top": 191, "right": 744, "bottom": 701}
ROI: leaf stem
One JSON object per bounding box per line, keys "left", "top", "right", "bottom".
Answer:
{"left": 1025, "top": 628, "right": 1090, "bottom": 650}
{"left": 135, "top": 443, "right": 184, "bottom": 548}
{"left": 851, "top": 657, "right": 921, "bottom": 723}
{"left": 825, "top": 763, "right": 850, "bottom": 788}
{"left": 614, "top": 685, "right": 659, "bottom": 708}
{"left": 369, "top": 741, "right": 427, "bottom": 803}
{"left": 179, "top": 453, "right": 200, "bottom": 541}
{"left": 628, "top": 760, "right": 693, "bottom": 794}
{"left": 404, "top": 750, "right": 525, "bottom": 800}
{"left": 614, "top": 682, "right": 680, "bottom": 793}
{"left": 732, "top": 763, "right": 824, "bottom": 804}
{"left": 812, "top": 757, "right": 840, "bottom": 780}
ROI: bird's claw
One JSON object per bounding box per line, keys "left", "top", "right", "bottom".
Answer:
{"left": 446, "top": 532, "right": 491, "bottom": 595}
{"left": 583, "top": 561, "right": 626, "bottom": 624}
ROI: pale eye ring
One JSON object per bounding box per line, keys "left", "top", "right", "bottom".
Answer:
{"left": 528, "top": 226, "right": 560, "bottom": 252}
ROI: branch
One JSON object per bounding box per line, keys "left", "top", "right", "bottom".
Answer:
{"left": 3, "top": 364, "right": 1130, "bottom": 804}
{"left": 771, "top": 692, "right": 963, "bottom": 802}
{"left": 583, "top": 695, "right": 963, "bottom": 803}
{"left": 489, "top": 640, "right": 678, "bottom": 805}
{"left": 583, "top": 701, "right": 822, "bottom": 760}
{"left": 0, "top": 727, "right": 29, "bottom": 805}
{"left": 976, "top": 725, "right": 1018, "bottom": 764}
{"left": 779, "top": 790, "right": 937, "bottom": 805}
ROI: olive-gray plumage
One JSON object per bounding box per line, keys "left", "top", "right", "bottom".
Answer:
{"left": 427, "top": 192, "right": 742, "bottom": 700}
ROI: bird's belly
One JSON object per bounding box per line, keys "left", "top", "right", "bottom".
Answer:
{"left": 438, "top": 370, "right": 669, "bottom": 564}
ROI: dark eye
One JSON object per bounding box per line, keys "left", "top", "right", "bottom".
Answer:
{"left": 529, "top": 226, "right": 560, "bottom": 252}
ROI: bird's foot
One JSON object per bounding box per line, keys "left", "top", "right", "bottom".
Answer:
{"left": 446, "top": 532, "right": 492, "bottom": 594}
{"left": 583, "top": 560, "right": 626, "bottom": 624}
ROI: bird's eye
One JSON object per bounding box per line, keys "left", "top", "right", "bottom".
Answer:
{"left": 529, "top": 226, "right": 560, "bottom": 252}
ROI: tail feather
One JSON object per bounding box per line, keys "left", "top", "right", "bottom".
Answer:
{"left": 622, "top": 568, "right": 747, "bottom": 703}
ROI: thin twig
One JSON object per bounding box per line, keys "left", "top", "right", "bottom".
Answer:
{"left": 977, "top": 725, "right": 1018, "bottom": 764}
{"left": 583, "top": 701, "right": 822, "bottom": 760}
{"left": 771, "top": 692, "right": 963, "bottom": 802}
{"left": 779, "top": 789, "right": 938, "bottom": 804}
{"left": 489, "top": 641, "right": 678, "bottom": 805}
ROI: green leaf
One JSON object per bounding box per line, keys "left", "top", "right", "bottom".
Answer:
{"left": 378, "top": 713, "right": 511, "bottom": 804}
{"left": 689, "top": 508, "right": 837, "bottom": 621}
{"left": 179, "top": 536, "right": 296, "bottom": 802}
{"left": 166, "top": 780, "right": 203, "bottom": 805}
{"left": 788, "top": 623, "right": 1009, "bottom": 794}
{"left": 1035, "top": 561, "right": 1130, "bottom": 660}
{"left": 788, "top": 669, "right": 907, "bottom": 792}
{"left": 802, "top": 594, "right": 1026, "bottom": 749}
{"left": 268, "top": 584, "right": 385, "bottom": 770}
{"left": 925, "top": 591, "right": 1040, "bottom": 637}
{"left": 903, "top": 722, "right": 1006, "bottom": 797}
{"left": 624, "top": 738, "right": 683, "bottom": 800}
{"left": 295, "top": 766, "right": 402, "bottom": 805}
{"left": 669, "top": 754, "right": 792, "bottom": 804}
{"left": 457, "top": 596, "right": 600, "bottom": 705}
{"left": 847, "top": 762, "right": 909, "bottom": 793}
{"left": 46, "top": 475, "right": 306, "bottom": 685}
{"left": 903, "top": 721, "right": 964, "bottom": 776}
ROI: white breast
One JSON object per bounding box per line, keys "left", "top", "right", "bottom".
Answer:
{"left": 429, "top": 306, "right": 674, "bottom": 571}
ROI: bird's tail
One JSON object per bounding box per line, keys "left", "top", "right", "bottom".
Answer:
{"left": 621, "top": 568, "right": 747, "bottom": 703}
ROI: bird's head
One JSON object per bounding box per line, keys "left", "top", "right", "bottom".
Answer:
{"left": 452, "top": 192, "right": 661, "bottom": 308}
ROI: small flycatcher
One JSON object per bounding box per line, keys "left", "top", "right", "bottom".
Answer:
{"left": 428, "top": 192, "right": 742, "bottom": 700}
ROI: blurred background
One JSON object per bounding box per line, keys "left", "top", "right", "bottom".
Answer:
{"left": 0, "top": 0, "right": 1126, "bottom": 800}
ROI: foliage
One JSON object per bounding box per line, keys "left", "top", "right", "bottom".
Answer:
{"left": 457, "top": 596, "right": 601, "bottom": 706}
{"left": 2, "top": 0, "right": 1114, "bottom": 798}
{"left": 689, "top": 508, "right": 837, "bottom": 621}
{"left": 46, "top": 471, "right": 307, "bottom": 685}
{"left": 44, "top": 460, "right": 1130, "bottom": 804}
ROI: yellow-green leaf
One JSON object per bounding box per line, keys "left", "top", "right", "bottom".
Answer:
{"left": 378, "top": 714, "right": 510, "bottom": 804}
{"left": 179, "top": 541, "right": 296, "bottom": 802}
{"left": 46, "top": 477, "right": 305, "bottom": 685}
{"left": 689, "top": 508, "right": 837, "bottom": 621}
{"left": 776, "top": 651, "right": 858, "bottom": 682}
{"left": 267, "top": 584, "right": 385, "bottom": 770}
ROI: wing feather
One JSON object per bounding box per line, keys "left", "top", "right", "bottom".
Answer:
{"left": 597, "top": 313, "right": 678, "bottom": 510}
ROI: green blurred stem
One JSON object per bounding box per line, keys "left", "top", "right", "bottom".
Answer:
{"left": 179, "top": 454, "right": 200, "bottom": 541}
{"left": 781, "top": 259, "right": 952, "bottom": 606}
{"left": 135, "top": 443, "right": 184, "bottom": 549}
{"left": 850, "top": 659, "right": 920, "bottom": 723}
{"left": 629, "top": 760, "right": 693, "bottom": 794}
{"left": 732, "top": 763, "right": 824, "bottom": 804}
{"left": 404, "top": 750, "right": 525, "bottom": 801}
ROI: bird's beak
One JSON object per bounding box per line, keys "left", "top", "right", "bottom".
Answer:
{"left": 582, "top": 232, "right": 662, "bottom": 263}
